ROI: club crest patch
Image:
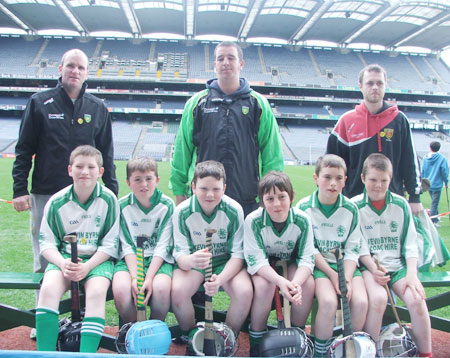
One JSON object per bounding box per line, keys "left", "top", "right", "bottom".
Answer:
{"left": 77, "top": 118, "right": 83, "bottom": 124}
{"left": 242, "top": 106, "right": 249, "bottom": 115}
{"left": 380, "top": 128, "right": 394, "bottom": 141}
{"left": 84, "top": 114, "right": 91, "bottom": 123}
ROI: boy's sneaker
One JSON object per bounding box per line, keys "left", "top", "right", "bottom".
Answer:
{"left": 29, "top": 328, "right": 37, "bottom": 340}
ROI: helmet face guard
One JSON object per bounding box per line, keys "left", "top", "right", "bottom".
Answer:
{"left": 259, "top": 327, "right": 314, "bottom": 357}
{"left": 376, "top": 324, "right": 417, "bottom": 357}
{"left": 57, "top": 318, "right": 82, "bottom": 352}
{"left": 328, "top": 332, "right": 377, "bottom": 358}
{"left": 189, "top": 322, "right": 237, "bottom": 356}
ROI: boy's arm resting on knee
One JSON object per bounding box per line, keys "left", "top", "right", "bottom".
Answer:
{"left": 215, "top": 258, "right": 243, "bottom": 284}
{"left": 256, "top": 265, "right": 297, "bottom": 303}
{"left": 360, "top": 255, "right": 390, "bottom": 285}
{"left": 404, "top": 257, "right": 426, "bottom": 299}
{"left": 292, "top": 265, "right": 312, "bottom": 287}
{"left": 82, "top": 251, "right": 111, "bottom": 277}
{"left": 41, "top": 248, "right": 68, "bottom": 270}
{"left": 141, "top": 256, "right": 165, "bottom": 303}
{"left": 177, "top": 248, "right": 211, "bottom": 270}
{"left": 205, "top": 258, "right": 243, "bottom": 295}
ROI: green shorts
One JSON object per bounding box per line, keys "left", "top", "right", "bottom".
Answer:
{"left": 387, "top": 267, "right": 407, "bottom": 287}
{"left": 313, "top": 263, "right": 362, "bottom": 280}
{"left": 46, "top": 256, "right": 114, "bottom": 284}
{"left": 114, "top": 257, "right": 173, "bottom": 278}
{"left": 359, "top": 264, "right": 405, "bottom": 287}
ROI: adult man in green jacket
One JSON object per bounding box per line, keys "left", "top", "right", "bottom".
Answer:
{"left": 170, "top": 41, "right": 283, "bottom": 217}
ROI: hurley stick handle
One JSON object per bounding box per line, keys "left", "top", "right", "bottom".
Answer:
{"left": 136, "top": 235, "right": 147, "bottom": 322}
{"left": 203, "top": 229, "right": 217, "bottom": 356}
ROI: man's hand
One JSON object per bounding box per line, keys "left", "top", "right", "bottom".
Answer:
{"left": 409, "top": 202, "right": 423, "bottom": 216}
{"left": 13, "top": 195, "right": 31, "bottom": 212}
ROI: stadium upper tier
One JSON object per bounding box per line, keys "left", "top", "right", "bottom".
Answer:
{"left": 1, "top": 37, "right": 450, "bottom": 94}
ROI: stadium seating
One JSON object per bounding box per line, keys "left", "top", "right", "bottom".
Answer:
{"left": 112, "top": 121, "right": 142, "bottom": 160}
{"left": 0, "top": 118, "right": 21, "bottom": 153}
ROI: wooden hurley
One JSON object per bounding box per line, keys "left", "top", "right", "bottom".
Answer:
{"left": 136, "top": 235, "right": 147, "bottom": 322}
{"left": 203, "top": 229, "right": 217, "bottom": 356}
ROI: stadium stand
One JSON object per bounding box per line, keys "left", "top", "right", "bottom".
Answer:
{"left": 0, "top": 118, "right": 20, "bottom": 154}
{"left": 111, "top": 120, "right": 142, "bottom": 160}
{"left": 0, "top": 37, "right": 450, "bottom": 165}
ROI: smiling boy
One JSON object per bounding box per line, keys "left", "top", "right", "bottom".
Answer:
{"left": 112, "top": 157, "right": 174, "bottom": 324}
{"left": 171, "top": 160, "right": 252, "bottom": 342}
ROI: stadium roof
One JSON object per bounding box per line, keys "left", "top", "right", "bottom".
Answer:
{"left": 1, "top": 0, "right": 450, "bottom": 52}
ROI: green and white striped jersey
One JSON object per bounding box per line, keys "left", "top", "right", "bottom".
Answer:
{"left": 172, "top": 194, "right": 244, "bottom": 261}
{"left": 118, "top": 188, "right": 174, "bottom": 263}
{"left": 296, "top": 191, "right": 361, "bottom": 264}
{"left": 40, "top": 182, "right": 119, "bottom": 259}
{"left": 352, "top": 190, "right": 418, "bottom": 272}
{"left": 244, "top": 207, "right": 315, "bottom": 275}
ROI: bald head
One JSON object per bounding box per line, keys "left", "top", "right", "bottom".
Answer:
{"left": 60, "top": 49, "right": 89, "bottom": 68}
{"left": 59, "top": 48, "right": 89, "bottom": 99}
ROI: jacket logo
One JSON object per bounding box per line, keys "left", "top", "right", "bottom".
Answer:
{"left": 380, "top": 128, "right": 394, "bottom": 141}
{"left": 84, "top": 114, "right": 91, "bottom": 123}
{"left": 203, "top": 107, "right": 218, "bottom": 113}
{"left": 242, "top": 106, "right": 249, "bottom": 115}
{"left": 44, "top": 98, "right": 54, "bottom": 105}
{"left": 77, "top": 118, "right": 84, "bottom": 124}
{"left": 49, "top": 113, "right": 64, "bottom": 120}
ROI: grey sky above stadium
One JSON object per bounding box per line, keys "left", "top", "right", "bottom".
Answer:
{"left": 1, "top": 0, "right": 450, "bottom": 62}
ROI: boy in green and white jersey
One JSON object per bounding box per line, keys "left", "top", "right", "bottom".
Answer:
{"left": 355, "top": 153, "right": 432, "bottom": 357}
{"left": 171, "top": 160, "right": 252, "bottom": 340}
{"left": 296, "top": 154, "right": 367, "bottom": 357}
{"left": 112, "top": 157, "right": 174, "bottom": 324}
{"left": 36, "top": 145, "right": 119, "bottom": 352}
{"left": 244, "top": 171, "right": 315, "bottom": 357}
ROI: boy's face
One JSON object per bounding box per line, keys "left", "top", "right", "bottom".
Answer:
{"left": 68, "top": 155, "right": 103, "bottom": 190}
{"left": 362, "top": 168, "right": 391, "bottom": 202}
{"left": 262, "top": 186, "right": 292, "bottom": 223}
{"left": 192, "top": 176, "right": 225, "bottom": 216}
{"left": 314, "top": 166, "right": 346, "bottom": 205}
{"left": 127, "top": 170, "right": 160, "bottom": 206}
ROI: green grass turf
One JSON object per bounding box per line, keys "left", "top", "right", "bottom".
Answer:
{"left": 0, "top": 158, "right": 449, "bottom": 327}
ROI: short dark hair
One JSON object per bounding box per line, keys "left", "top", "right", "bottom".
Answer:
{"left": 192, "top": 160, "right": 226, "bottom": 184}
{"left": 126, "top": 157, "right": 158, "bottom": 179}
{"left": 69, "top": 145, "right": 103, "bottom": 167}
{"left": 214, "top": 41, "right": 243, "bottom": 62}
{"left": 258, "top": 171, "right": 294, "bottom": 207}
{"left": 358, "top": 64, "right": 387, "bottom": 84}
{"left": 315, "top": 154, "right": 347, "bottom": 176}
{"left": 362, "top": 153, "right": 393, "bottom": 178}
{"left": 430, "top": 141, "right": 441, "bottom": 152}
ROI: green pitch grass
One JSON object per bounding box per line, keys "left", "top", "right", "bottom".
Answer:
{"left": 0, "top": 158, "right": 449, "bottom": 327}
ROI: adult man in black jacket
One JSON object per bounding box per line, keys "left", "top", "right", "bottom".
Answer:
{"left": 12, "top": 49, "right": 118, "bottom": 293}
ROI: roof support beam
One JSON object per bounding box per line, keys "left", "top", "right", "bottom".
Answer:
{"left": 120, "top": 0, "right": 141, "bottom": 36}
{"left": 237, "top": 0, "right": 264, "bottom": 41}
{"left": 54, "top": 0, "right": 88, "bottom": 35}
{"left": 185, "top": 0, "right": 195, "bottom": 40}
{"left": 342, "top": 1, "right": 397, "bottom": 45}
{"left": 0, "top": 0, "right": 36, "bottom": 33}
{"left": 390, "top": 11, "right": 450, "bottom": 50}
{"left": 289, "top": 0, "right": 333, "bottom": 44}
